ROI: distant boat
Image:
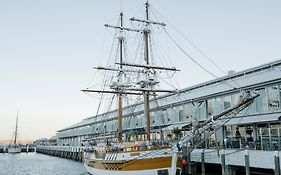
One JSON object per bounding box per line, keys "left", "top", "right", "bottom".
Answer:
{"left": 8, "top": 111, "right": 21, "bottom": 154}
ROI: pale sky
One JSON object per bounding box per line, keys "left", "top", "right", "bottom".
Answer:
{"left": 0, "top": 0, "right": 281, "bottom": 141}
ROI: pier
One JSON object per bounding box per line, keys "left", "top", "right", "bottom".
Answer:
{"left": 0, "top": 145, "right": 36, "bottom": 153}
{"left": 36, "top": 146, "right": 84, "bottom": 162}
{"left": 187, "top": 148, "right": 279, "bottom": 175}
{"left": 35, "top": 146, "right": 281, "bottom": 175}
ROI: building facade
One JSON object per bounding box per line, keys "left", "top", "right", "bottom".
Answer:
{"left": 57, "top": 59, "right": 281, "bottom": 151}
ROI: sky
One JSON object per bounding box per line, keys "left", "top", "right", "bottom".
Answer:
{"left": 0, "top": 0, "right": 281, "bottom": 141}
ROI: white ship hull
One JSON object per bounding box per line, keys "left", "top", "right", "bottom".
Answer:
{"left": 84, "top": 164, "right": 177, "bottom": 175}
{"left": 84, "top": 148, "right": 180, "bottom": 175}
{"left": 8, "top": 146, "right": 21, "bottom": 154}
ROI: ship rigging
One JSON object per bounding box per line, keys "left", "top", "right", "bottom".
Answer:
{"left": 82, "top": 1, "right": 259, "bottom": 175}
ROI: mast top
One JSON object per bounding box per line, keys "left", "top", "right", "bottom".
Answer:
{"left": 145, "top": 1, "right": 149, "bottom": 21}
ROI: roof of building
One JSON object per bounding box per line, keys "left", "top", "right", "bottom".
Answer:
{"left": 58, "top": 59, "right": 281, "bottom": 132}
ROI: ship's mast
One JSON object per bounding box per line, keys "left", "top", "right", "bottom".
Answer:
{"left": 143, "top": 1, "right": 151, "bottom": 143}
{"left": 83, "top": 1, "right": 177, "bottom": 144}
{"left": 83, "top": 12, "right": 140, "bottom": 143}
{"left": 129, "top": 1, "right": 168, "bottom": 143}
{"left": 14, "top": 111, "right": 19, "bottom": 145}
{"left": 117, "top": 12, "right": 124, "bottom": 142}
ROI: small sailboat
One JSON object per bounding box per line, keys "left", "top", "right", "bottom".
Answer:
{"left": 82, "top": 1, "right": 259, "bottom": 175}
{"left": 8, "top": 111, "right": 21, "bottom": 154}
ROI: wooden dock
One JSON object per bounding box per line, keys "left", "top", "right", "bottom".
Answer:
{"left": 36, "top": 146, "right": 84, "bottom": 162}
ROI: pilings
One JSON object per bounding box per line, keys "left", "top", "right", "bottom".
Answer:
{"left": 245, "top": 149, "right": 250, "bottom": 175}
{"left": 21, "top": 145, "right": 36, "bottom": 153}
{"left": 275, "top": 151, "right": 280, "bottom": 175}
{"left": 221, "top": 149, "right": 226, "bottom": 175}
{"left": 201, "top": 149, "right": 205, "bottom": 175}
{"left": 188, "top": 149, "right": 280, "bottom": 175}
{"left": 36, "top": 146, "right": 84, "bottom": 162}
{"left": 187, "top": 152, "right": 191, "bottom": 175}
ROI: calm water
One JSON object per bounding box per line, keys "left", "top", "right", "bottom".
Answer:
{"left": 0, "top": 152, "right": 87, "bottom": 175}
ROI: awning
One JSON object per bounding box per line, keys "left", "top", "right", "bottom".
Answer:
{"left": 225, "top": 113, "right": 281, "bottom": 126}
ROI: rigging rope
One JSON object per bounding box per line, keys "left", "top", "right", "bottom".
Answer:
{"left": 164, "top": 29, "right": 218, "bottom": 78}
{"left": 149, "top": 5, "right": 242, "bottom": 90}
{"left": 94, "top": 26, "right": 120, "bottom": 117}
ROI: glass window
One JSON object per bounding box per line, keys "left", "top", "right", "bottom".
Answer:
{"left": 139, "top": 114, "right": 145, "bottom": 127}
{"left": 231, "top": 93, "right": 244, "bottom": 116}
{"left": 151, "top": 115, "right": 155, "bottom": 126}
{"left": 135, "top": 115, "right": 141, "bottom": 128}
{"left": 238, "top": 126, "right": 246, "bottom": 138}
{"left": 223, "top": 95, "right": 231, "bottom": 109}
{"left": 197, "top": 100, "right": 207, "bottom": 120}
{"left": 167, "top": 107, "right": 177, "bottom": 123}
{"left": 152, "top": 111, "right": 160, "bottom": 126}
{"left": 187, "top": 102, "right": 196, "bottom": 121}
{"left": 244, "top": 100, "right": 255, "bottom": 115}
{"left": 183, "top": 104, "right": 189, "bottom": 122}
{"left": 226, "top": 125, "right": 234, "bottom": 137}
{"left": 271, "top": 128, "right": 278, "bottom": 137}
{"left": 261, "top": 128, "right": 269, "bottom": 136}
{"left": 267, "top": 85, "right": 280, "bottom": 111}
{"left": 179, "top": 109, "right": 184, "bottom": 122}
{"left": 122, "top": 118, "right": 127, "bottom": 129}
{"left": 279, "top": 84, "right": 281, "bottom": 105}
{"left": 129, "top": 116, "right": 135, "bottom": 128}
{"left": 231, "top": 93, "right": 240, "bottom": 105}
{"left": 208, "top": 99, "right": 214, "bottom": 116}
{"left": 208, "top": 98, "right": 223, "bottom": 116}
{"left": 161, "top": 109, "right": 169, "bottom": 124}
{"left": 255, "top": 88, "right": 268, "bottom": 113}
{"left": 157, "top": 110, "right": 165, "bottom": 126}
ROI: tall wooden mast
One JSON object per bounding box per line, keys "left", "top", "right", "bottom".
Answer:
{"left": 117, "top": 12, "right": 124, "bottom": 142}
{"left": 14, "top": 110, "right": 19, "bottom": 145}
{"left": 83, "top": 12, "right": 140, "bottom": 143}
{"left": 143, "top": 1, "right": 151, "bottom": 143}
{"left": 82, "top": 1, "right": 176, "bottom": 144}
{"left": 130, "top": 1, "right": 167, "bottom": 143}
{"left": 104, "top": 12, "right": 126, "bottom": 142}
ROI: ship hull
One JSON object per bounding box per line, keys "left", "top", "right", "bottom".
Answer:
{"left": 8, "top": 146, "right": 21, "bottom": 154}
{"left": 84, "top": 150, "right": 181, "bottom": 175}
{"left": 84, "top": 164, "right": 178, "bottom": 175}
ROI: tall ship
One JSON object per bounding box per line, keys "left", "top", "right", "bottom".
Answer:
{"left": 8, "top": 111, "right": 21, "bottom": 154}
{"left": 82, "top": 1, "right": 259, "bottom": 175}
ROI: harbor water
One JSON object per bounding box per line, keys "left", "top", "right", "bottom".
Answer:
{"left": 0, "top": 152, "right": 87, "bottom": 175}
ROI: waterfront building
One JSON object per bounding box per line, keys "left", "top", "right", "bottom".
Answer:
{"left": 57, "top": 59, "right": 281, "bottom": 151}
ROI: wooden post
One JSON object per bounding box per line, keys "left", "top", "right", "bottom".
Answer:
{"left": 188, "top": 152, "right": 191, "bottom": 175}
{"left": 221, "top": 149, "right": 226, "bottom": 175}
{"left": 201, "top": 149, "right": 205, "bottom": 175}
{"left": 81, "top": 148, "right": 85, "bottom": 163}
{"left": 182, "top": 146, "right": 189, "bottom": 175}
{"left": 245, "top": 149, "right": 250, "bottom": 175}
{"left": 274, "top": 151, "right": 280, "bottom": 175}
